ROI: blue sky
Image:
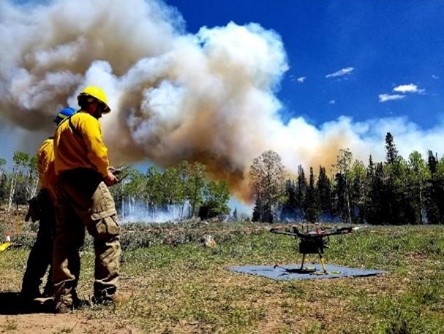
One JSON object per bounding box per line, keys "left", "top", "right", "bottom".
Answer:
{"left": 165, "top": 0, "right": 444, "bottom": 128}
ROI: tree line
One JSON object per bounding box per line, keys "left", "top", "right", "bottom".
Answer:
{"left": 2, "top": 131, "right": 444, "bottom": 224}
{"left": 0, "top": 155, "right": 232, "bottom": 220}
{"left": 250, "top": 132, "right": 444, "bottom": 225}
{"left": 110, "top": 161, "right": 231, "bottom": 220}
{"left": 0, "top": 152, "right": 38, "bottom": 211}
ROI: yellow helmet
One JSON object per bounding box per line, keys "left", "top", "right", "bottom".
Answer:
{"left": 78, "top": 86, "right": 111, "bottom": 113}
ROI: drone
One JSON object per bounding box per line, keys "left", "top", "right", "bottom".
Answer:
{"left": 270, "top": 224, "right": 359, "bottom": 274}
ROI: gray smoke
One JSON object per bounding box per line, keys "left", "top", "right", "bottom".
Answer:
{"left": 1, "top": 0, "right": 443, "bottom": 202}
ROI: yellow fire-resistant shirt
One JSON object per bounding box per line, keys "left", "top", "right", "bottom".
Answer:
{"left": 54, "top": 111, "right": 110, "bottom": 178}
{"left": 37, "top": 137, "right": 57, "bottom": 200}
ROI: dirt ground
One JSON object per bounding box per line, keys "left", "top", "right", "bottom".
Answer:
{"left": 0, "top": 207, "right": 140, "bottom": 334}
{"left": 0, "top": 288, "right": 141, "bottom": 334}
{"left": 0, "top": 312, "right": 138, "bottom": 334}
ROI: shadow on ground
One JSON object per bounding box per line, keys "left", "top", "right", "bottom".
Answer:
{"left": 0, "top": 292, "right": 53, "bottom": 315}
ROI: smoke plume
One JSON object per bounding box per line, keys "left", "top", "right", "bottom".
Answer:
{"left": 1, "top": 0, "right": 444, "bottom": 202}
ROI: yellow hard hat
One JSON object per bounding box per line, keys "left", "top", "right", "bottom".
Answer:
{"left": 78, "top": 86, "right": 111, "bottom": 113}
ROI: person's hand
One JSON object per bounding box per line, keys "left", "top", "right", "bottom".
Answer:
{"left": 104, "top": 170, "right": 118, "bottom": 186}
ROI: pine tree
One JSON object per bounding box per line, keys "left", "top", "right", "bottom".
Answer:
{"left": 304, "top": 167, "right": 319, "bottom": 222}
{"left": 332, "top": 149, "right": 353, "bottom": 223}
{"left": 407, "top": 151, "right": 429, "bottom": 224}
{"left": 350, "top": 160, "right": 367, "bottom": 224}
{"left": 425, "top": 152, "right": 444, "bottom": 225}
{"left": 425, "top": 151, "right": 440, "bottom": 224}
{"left": 296, "top": 165, "right": 307, "bottom": 218}
{"left": 316, "top": 166, "right": 332, "bottom": 221}
{"left": 365, "top": 162, "right": 389, "bottom": 225}
{"left": 333, "top": 172, "right": 348, "bottom": 222}
{"left": 280, "top": 180, "right": 298, "bottom": 221}
{"left": 367, "top": 155, "right": 375, "bottom": 178}
{"left": 385, "top": 132, "right": 398, "bottom": 164}
{"left": 384, "top": 133, "right": 408, "bottom": 224}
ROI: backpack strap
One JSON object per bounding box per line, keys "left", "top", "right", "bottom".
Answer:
{"left": 57, "top": 114, "right": 82, "bottom": 138}
{"left": 68, "top": 116, "right": 82, "bottom": 137}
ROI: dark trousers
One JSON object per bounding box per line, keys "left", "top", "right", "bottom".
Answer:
{"left": 21, "top": 189, "right": 55, "bottom": 298}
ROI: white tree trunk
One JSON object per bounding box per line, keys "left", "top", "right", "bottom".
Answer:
{"left": 7, "top": 173, "right": 17, "bottom": 212}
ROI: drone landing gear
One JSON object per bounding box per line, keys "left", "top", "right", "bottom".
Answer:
{"left": 296, "top": 252, "right": 328, "bottom": 275}
{"left": 275, "top": 253, "right": 329, "bottom": 275}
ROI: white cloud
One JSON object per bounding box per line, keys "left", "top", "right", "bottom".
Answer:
{"left": 378, "top": 94, "right": 405, "bottom": 103}
{"left": 432, "top": 74, "right": 439, "bottom": 79}
{"left": 393, "top": 83, "right": 425, "bottom": 94}
{"left": 325, "top": 67, "right": 354, "bottom": 78}
{"left": 378, "top": 83, "right": 425, "bottom": 103}
{"left": 329, "top": 100, "right": 336, "bottom": 105}
{"left": 297, "top": 76, "right": 306, "bottom": 83}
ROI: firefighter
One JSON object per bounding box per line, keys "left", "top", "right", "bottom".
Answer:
{"left": 52, "top": 86, "right": 121, "bottom": 313}
{"left": 21, "top": 107, "right": 77, "bottom": 303}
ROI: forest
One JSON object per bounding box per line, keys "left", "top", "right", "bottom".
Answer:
{"left": 251, "top": 132, "right": 444, "bottom": 225}
{"left": 1, "top": 132, "right": 444, "bottom": 225}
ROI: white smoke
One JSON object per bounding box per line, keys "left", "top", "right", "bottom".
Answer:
{"left": 1, "top": 0, "right": 444, "bottom": 202}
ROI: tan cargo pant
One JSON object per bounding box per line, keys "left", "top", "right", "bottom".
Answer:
{"left": 52, "top": 169, "right": 121, "bottom": 308}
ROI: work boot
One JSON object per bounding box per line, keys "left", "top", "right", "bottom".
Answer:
{"left": 54, "top": 302, "right": 71, "bottom": 314}
{"left": 73, "top": 295, "right": 91, "bottom": 309}
{"left": 53, "top": 294, "right": 89, "bottom": 313}
{"left": 92, "top": 292, "right": 124, "bottom": 306}
{"left": 91, "top": 295, "right": 113, "bottom": 306}
{"left": 53, "top": 293, "right": 74, "bottom": 314}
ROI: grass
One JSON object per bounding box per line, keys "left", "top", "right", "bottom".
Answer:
{"left": 0, "top": 214, "right": 444, "bottom": 333}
